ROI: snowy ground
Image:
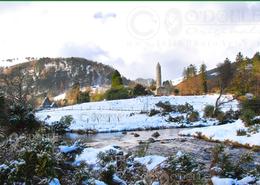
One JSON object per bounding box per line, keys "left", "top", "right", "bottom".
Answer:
{"left": 180, "top": 119, "right": 260, "bottom": 147}
{"left": 211, "top": 176, "right": 258, "bottom": 185}
{"left": 36, "top": 95, "right": 238, "bottom": 132}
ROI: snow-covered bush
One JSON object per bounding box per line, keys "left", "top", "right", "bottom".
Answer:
{"left": 148, "top": 109, "right": 160, "bottom": 117}
{"left": 167, "top": 115, "right": 185, "bottom": 123}
{"left": 161, "top": 151, "right": 204, "bottom": 184}
{"left": 210, "top": 144, "right": 253, "bottom": 179}
{"left": 7, "top": 103, "right": 40, "bottom": 133}
{"left": 0, "top": 134, "right": 58, "bottom": 184}
{"left": 166, "top": 152, "right": 200, "bottom": 175}
{"left": 51, "top": 115, "right": 74, "bottom": 133}
{"left": 187, "top": 111, "right": 200, "bottom": 122}
{"left": 155, "top": 101, "right": 173, "bottom": 113}
{"left": 99, "top": 165, "right": 116, "bottom": 184}
{"left": 156, "top": 101, "right": 195, "bottom": 114}
{"left": 173, "top": 103, "right": 194, "bottom": 113}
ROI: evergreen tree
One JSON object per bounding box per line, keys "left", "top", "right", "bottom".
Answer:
{"left": 111, "top": 70, "right": 123, "bottom": 88}
{"left": 232, "top": 52, "right": 253, "bottom": 95}
{"left": 199, "top": 63, "right": 207, "bottom": 94}
{"left": 217, "top": 58, "right": 233, "bottom": 90}
{"left": 252, "top": 52, "right": 260, "bottom": 96}
{"left": 183, "top": 64, "right": 197, "bottom": 79}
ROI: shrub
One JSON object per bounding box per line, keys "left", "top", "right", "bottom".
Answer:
{"left": 7, "top": 103, "right": 40, "bottom": 133}
{"left": 0, "top": 134, "right": 57, "bottom": 184}
{"left": 100, "top": 165, "right": 115, "bottom": 184}
{"left": 173, "top": 88, "right": 179, "bottom": 95}
{"left": 167, "top": 115, "right": 185, "bottom": 123}
{"left": 51, "top": 115, "right": 73, "bottom": 133}
{"left": 155, "top": 101, "right": 172, "bottom": 112}
{"left": 236, "top": 129, "right": 247, "bottom": 136}
{"left": 167, "top": 152, "right": 200, "bottom": 174}
{"left": 187, "top": 111, "right": 200, "bottom": 122}
{"left": 132, "top": 84, "right": 147, "bottom": 97}
{"left": 240, "top": 97, "right": 260, "bottom": 115}
{"left": 77, "top": 91, "right": 90, "bottom": 103}
{"left": 174, "top": 103, "right": 194, "bottom": 113}
{"left": 148, "top": 109, "right": 160, "bottom": 117}
{"left": 216, "top": 111, "right": 226, "bottom": 124}
{"left": 105, "top": 87, "right": 130, "bottom": 100}
{"left": 241, "top": 109, "right": 256, "bottom": 127}
{"left": 252, "top": 116, "right": 260, "bottom": 125}
{"left": 91, "top": 92, "right": 105, "bottom": 102}
{"left": 224, "top": 109, "right": 240, "bottom": 121}
{"left": 203, "top": 105, "right": 215, "bottom": 118}
{"left": 135, "top": 142, "right": 149, "bottom": 157}
{"left": 210, "top": 144, "right": 253, "bottom": 179}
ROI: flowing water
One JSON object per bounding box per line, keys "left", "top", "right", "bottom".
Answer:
{"left": 63, "top": 128, "right": 260, "bottom": 166}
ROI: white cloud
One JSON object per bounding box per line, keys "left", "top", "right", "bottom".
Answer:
{"left": 0, "top": 2, "right": 259, "bottom": 80}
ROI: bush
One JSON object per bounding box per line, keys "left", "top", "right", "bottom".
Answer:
{"left": 203, "top": 105, "right": 215, "bottom": 118}
{"left": 51, "top": 115, "right": 73, "bottom": 133}
{"left": 236, "top": 129, "right": 247, "bottom": 136}
{"left": 224, "top": 109, "right": 240, "bottom": 121}
{"left": 240, "top": 97, "right": 260, "bottom": 115}
{"left": 167, "top": 152, "right": 200, "bottom": 175}
{"left": 148, "top": 109, "right": 160, "bottom": 117}
{"left": 7, "top": 103, "right": 40, "bottom": 133}
{"left": 155, "top": 101, "right": 172, "bottom": 112}
{"left": 77, "top": 91, "right": 90, "bottom": 103}
{"left": 174, "top": 103, "right": 194, "bottom": 113}
{"left": 132, "top": 84, "right": 147, "bottom": 97}
{"left": 216, "top": 111, "right": 226, "bottom": 124}
{"left": 187, "top": 111, "right": 200, "bottom": 122}
{"left": 105, "top": 87, "right": 130, "bottom": 100}
{"left": 0, "top": 134, "right": 57, "bottom": 184}
{"left": 241, "top": 109, "right": 256, "bottom": 127}
{"left": 100, "top": 165, "right": 115, "bottom": 184}
{"left": 91, "top": 92, "right": 105, "bottom": 102}
{"left": 167, "top": 115, "right": 185, "bottom": 123}
{"left": 210, "top": 144, "right": 253, "bottom": 179}
{"left": 173, "top": 88, "right": 179, "bottom": 95}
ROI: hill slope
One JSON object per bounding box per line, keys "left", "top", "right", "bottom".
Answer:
{"left": 0, "top": 57, "right": 130, "bottom": 97}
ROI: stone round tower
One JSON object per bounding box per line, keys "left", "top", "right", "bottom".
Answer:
{"left": 156, "top": 62, "right": 161, "bottom": 89}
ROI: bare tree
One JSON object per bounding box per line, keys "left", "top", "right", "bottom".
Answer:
{"left": 0, "top": 67, "right": 34, "bottom": 108}
{"left": 214, "top": 58, "right": 236, "bottom": 115}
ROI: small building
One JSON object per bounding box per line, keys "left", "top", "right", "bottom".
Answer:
{"left": 40, "top": 97, "right": 58, "bottom": 109}
{"left": 41, "top": 97, "right": 52, "bottom": 108}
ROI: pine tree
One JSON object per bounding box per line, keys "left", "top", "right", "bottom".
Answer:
{"left": 217, "top": 58, "right": 233, "bottom": 90}
{"left": 199, "top": 63, "right": 207, "bottom": 94}
{"left": 252, "top": 52, "right": 260, "bottom": 96}
{"left": 183, "top": 64, "right": 197, "bottom": 79}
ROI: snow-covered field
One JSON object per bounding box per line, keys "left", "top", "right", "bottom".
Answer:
{"left": 180, "top": 119, "right": 260, "bottom": 147}
{"left": 36, "top": 95, "right": 238, "bottom": 132}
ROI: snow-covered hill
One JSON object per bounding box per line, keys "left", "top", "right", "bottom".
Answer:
{"left": 36, "top": 95, "right": 238, "bottom": 132}
{"left": 171, "top": 77, "right": 183, "bottom": 86}
{"left": 0, "top": 57, "right": 32, "bottom": 67}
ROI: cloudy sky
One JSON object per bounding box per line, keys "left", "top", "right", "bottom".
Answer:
{"left": 0, "top": 2, "right": 260, "bottom": 81}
